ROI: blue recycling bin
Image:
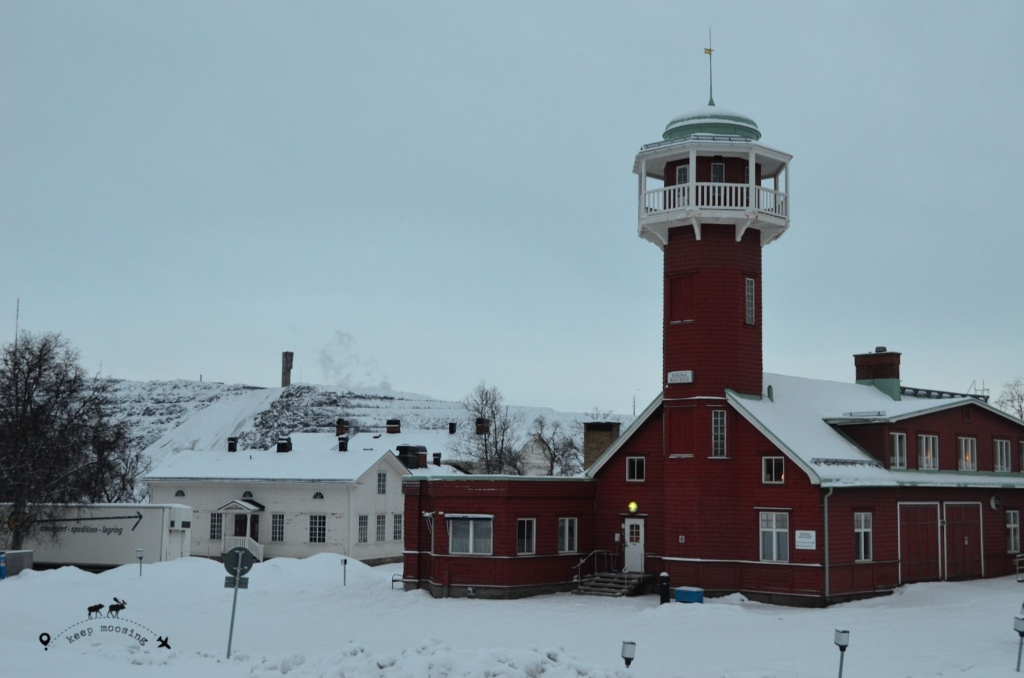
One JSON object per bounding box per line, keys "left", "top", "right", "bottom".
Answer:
{"left": 0, "top": 552, "right": 7, "bottom": 580}
{"left": 674, "top": 586, "right": 703, "bottom": 603}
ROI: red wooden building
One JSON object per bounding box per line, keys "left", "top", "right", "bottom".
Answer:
{"left": 402, "top": 100, "right": 1024, "bottom": 605}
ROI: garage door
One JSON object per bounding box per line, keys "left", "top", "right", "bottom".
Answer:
{"left": 944, "top": 503, "right": 983, "bottom": 580}
{"left": 899, "top": 503, "right": 941, "bottom": 583}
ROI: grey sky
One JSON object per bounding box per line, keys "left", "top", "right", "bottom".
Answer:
{"left": 3, "top": 1, "right": 1022, "bottom": 413}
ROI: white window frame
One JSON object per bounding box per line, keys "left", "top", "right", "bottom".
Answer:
{"left": 517, "top": 518, "right": 536, "bottom": 555}
{"left": 854, "top": 512, "right": 873, "bottom": 562}
{"left": 393, "top": 513, "right": 403, "bottom": 541}
{"left": 358, "top": 515, "right": 368, "bottom": 543}
{"left": 762, "top": 456, "right": 784, "bottom": 484}
{"left": 309, "top": 514, "right": 326, "bottom": 544}
{"left": 377, "top": 472, "right": 387, "bottom": 495}
{"left": 958, "top": 437, "right": 977, "bottom": 471}
{"left": 995, "top": 439, "right": 1011, "bottom": 472}
{"left": 759, "top": 511, "right": 789, "bottom": 563}
{"left": 376, "top": 514, "right": 387, "bottom": 542}
{"left": 209, "top": 512, "right": 223, "bottom": 540}
{"left": 890, "top": 432, "right": 907, "bottom": 469}
{"left": 675, "top": 165, "right": 688, "bottom": 185}
{"left": 711, "top": 162, "right": 725, "bottom": 183}
{"left": 626, "top": 457, "right": 645, "bottom": 482}
{"left": 1008, "top": 510, "right": 1020, "bottom": 554}
{"left": 558, "top": 517, "right": 577, "bottom": 553}
{"left": 448, "top": 518, "right": 493, "bottom": 555}
{"left": 271, "top": 513, "right": 284, "bottom": 542}
{"left": 745, "top": 278, "right": 755, "bottom": 325}
{"left": 918, "top": 434, "right": 939, "bottom": 470}
{"left": 712, "top": 410, "right": 727, "bottom": 458}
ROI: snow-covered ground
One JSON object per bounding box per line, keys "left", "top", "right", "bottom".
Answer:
{"left": 4, "top": 555, "right": 1022, "bottom": 677}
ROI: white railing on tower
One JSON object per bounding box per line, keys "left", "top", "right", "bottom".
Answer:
{"left": 642, "top": 182, "right": 787, "bottom": 218}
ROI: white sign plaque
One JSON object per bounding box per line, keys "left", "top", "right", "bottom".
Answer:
{"left": 667, "top": 370, "right": 694, "bottom": 384}
{"left": 795, "top": 530, "right": 816, "bottom": 550}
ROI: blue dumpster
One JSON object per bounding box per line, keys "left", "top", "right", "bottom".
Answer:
{"left": 674, "top": 586, "right": 703, "bottom": 603}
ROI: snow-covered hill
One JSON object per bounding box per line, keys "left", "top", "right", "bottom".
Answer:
{"left": 114, "top": 379, "right": 632, "bottom": 471}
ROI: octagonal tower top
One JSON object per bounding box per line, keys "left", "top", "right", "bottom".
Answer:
{"left": 663, "top": 104, "right": 761, "bottom": 141}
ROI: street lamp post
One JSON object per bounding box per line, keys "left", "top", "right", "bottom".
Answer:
{"left": 136, "top": 549, "right": 143, "bottom": 577}
{"left": 621, "top": 640, "right": 636, "bottom": 669}
{"left": 834, "top": 629, "right": 849, "bottom": 678}
{"left": 1013, "top": 614, "right": 1024, "bottom": 672}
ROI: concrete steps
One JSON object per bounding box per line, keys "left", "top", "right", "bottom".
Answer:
{"left": 573, "top": 572, "right": 646, "bottom": 597}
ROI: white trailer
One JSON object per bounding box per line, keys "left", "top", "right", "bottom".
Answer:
{"left": 16, "top": 503, "right": 192, "bottom": 569}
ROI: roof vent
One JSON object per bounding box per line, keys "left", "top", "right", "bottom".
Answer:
{"left": 228, "top": 436, "right": 238, "bottom": 452}
{"left": 386, "top": 419, "right": 401, "bottom": 434}
{"left": 875, "top": 346, "right": 888, "bottom": 353}
{"left": 448, "top": 422, "right": 457, "bottom": 435}
{"left": 276, "top": 436, "right": 292, "bottom": 453}
{"left": 338, "top": 436, "right": 348, "bottom": 452}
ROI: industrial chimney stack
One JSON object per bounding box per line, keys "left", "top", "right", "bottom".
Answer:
{"left": 281, "top": 351, "right": 294, "bottom": 387}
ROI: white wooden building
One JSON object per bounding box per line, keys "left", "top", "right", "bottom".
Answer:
{"left": 146, "top": 427, "right": 459, "bottom": 564}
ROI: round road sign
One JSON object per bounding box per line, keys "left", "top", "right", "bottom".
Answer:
{"left": 223, "top": 547, "right": 255, "bottom": 576}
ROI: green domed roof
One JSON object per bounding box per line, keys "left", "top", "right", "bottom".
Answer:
{"left": 663, "top": 104, "right": 761, "bottom": 141}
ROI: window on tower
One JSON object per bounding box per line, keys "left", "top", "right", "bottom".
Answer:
{"left": 668, "top": 274, "right": 695, "bottom": 323}
{"left": 745, "top": 278, "right": 755, "bottom": 325}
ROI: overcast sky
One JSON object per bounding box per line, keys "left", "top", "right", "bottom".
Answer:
{"left": 3, "top": 1, "right": 1022, "bottom": 414}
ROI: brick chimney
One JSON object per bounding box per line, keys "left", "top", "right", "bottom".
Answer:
{"left": 281, "top": 351, "right": 294, "bottom": 387}
{"left": 336, "top": 418, "right": 350, "bottom": 437}
{"left": 337, "top": 436, "right": 348, "bottom": 452}
{"left": 583, "top": 421, "right": 621, "bottom": 470}
{"left": 448, "top": 422, "right": 457, "bottom": 435}
{"left": 433, "top": 452, "right": 442, "bottom": 466}
{"left": 386, "top": 419, "right": 401, "bottom": 434}
{"left": 227, "top": 436, "right": 238, "bottom": 452}
{"left": 854, "top": 347, "right": 902, "bottom": 401}
{"left": 417, "top": 451, "right": 427, "bottom": 468}
{"left": 475, "top": 418, "right": 490, "bottom": 435}
{"left": 276, "top": 436, "right": 292, "bottom": 453}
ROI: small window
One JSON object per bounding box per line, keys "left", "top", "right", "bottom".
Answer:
{"left": 271, "top": 514, "right": 284, "bottom": 542}
{"left": 393, "top": 513, "right": 403, "bottom": 541}
{"left": 313, "top": 491, "right": 325, "bottom": 500}
{"left": 745, "top": 278, "right": 755, "bottom": 325}
{"left": 209, "top": 513, "right": 223, "bottom": 540}
{"left": 711, "top": 163, "right": 725, "bottom": 183}
{"left": 712, "top": 410, "right": 727, "bottom": 457}
{"left": 242, "top": 491, "right": 254, "bottom": 499}
{"left": 517, "top": 518, "right": 536, "bottom": 555}
{"left": 995, "top": 440, "right": 1011, "bottom": 472}
{"left": 854, "top": 512, "right": 873, "bottom": 562}
{"left": 626, "top": 457, "right": 645, "bottom": 482}
{"left": 1008, "top": 510, "right": 1020, "bottom": 554}
{"left": 958, "top": 437, "right": 977, "bottom": 471}
{"left": 918, "top": 435, "right": 939, "bottom": 470}
{"left": 376, "top": 514, "right": 387, "bottom": 542}
{"left": 358, "top": 515, "right": 368, "bottom": 543}
{"left": 174, "top": 489, "right": 186, "bottom": 498}
{"left": 890, "top": 432, "right": 907, "bottom": 469}
{"left": 449, "top": 518, "right": 493, "bottom": 555}
{"left": 759, "top": 512, "right": 789, "bottom": 562}
{"left": 377, "top": 472, "right": 387, "bottom": 495}
{"left": 309, "top": 515, "right": 326, "bottom": 543}
{"left": 558, "top": 517, "right": 577, "bottom": 553}
{"left": 762, "top": 457, "right": 784, "bottom": 484}
{"left": 676, "top": 165, "right": 688, "bottom": 185}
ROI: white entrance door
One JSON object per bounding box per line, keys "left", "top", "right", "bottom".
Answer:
{"left": 623, "top": 518, "right": 645, "bottom": 572}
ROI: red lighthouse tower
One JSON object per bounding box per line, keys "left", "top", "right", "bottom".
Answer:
{"left": 634, "top": 101, "right": 791, "bottom": 402}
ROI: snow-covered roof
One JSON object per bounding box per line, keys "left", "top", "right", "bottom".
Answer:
{"left": 588, "top": 373, "right": 1024, "bottom": 489}
{"left": 729, "top": 373, "right": 1024, "bottom": 488}
{"left": 145, "top": 429, "right": 462, "bottom": 483}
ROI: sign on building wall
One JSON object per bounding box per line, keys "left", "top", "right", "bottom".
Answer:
{"left": 667, "top": 370, "right": 694, "bottom": 384}
{"left": 795, "top": 530, "right": 816, "bottom": 550}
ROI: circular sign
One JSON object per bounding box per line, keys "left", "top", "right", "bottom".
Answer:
{"left": 223, "top": 547, "right": 255, "bottom": 576}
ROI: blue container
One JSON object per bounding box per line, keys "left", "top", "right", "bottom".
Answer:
{"left": 674, "top": 586, "right": 703, "bottom": 603}
{"left": 0, "top": 553, "right": 6, "bottom": 580}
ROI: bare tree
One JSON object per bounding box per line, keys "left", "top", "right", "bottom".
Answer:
{"left": 449, "top": 382, "right": 525, "bottom": 474}
{"left": 528, "top": 415, "right": 582, "bottom": 476}
{"left": 0, "top": 332, "right": 146, "bottom": 549}
{"left": 995, "top": 377, "right": 1024, "bottom": 420}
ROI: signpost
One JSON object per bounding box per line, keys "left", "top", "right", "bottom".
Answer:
{"left": 223, "top": 547, "right": 255, "bottom": 659}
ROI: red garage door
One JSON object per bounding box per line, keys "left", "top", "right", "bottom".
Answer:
{"left": 899, "top": 504, "right": 941, "bottom": 583}
{"left": 944, "top": 503, "right": 983, "bottom": 580}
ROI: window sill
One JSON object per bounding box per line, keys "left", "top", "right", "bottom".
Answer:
{"left": 762, "top": 481, "right": 784, "bottom": 485}
{"left": 708, "top": 456, "right": 730, "bottom": 460}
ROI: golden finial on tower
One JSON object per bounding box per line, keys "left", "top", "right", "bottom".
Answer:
{"left": 704, "top": 28, "right": 715, "bottom": 106}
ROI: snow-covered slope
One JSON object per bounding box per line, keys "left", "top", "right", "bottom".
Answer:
{"left": 125, "top": 380, "right": 632, "bottom": 470}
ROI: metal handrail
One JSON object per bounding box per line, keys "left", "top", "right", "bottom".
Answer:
{"left": 572, "top": 549, "right": 614, "bottom": 581}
